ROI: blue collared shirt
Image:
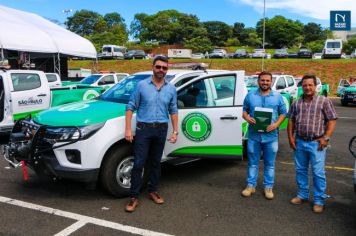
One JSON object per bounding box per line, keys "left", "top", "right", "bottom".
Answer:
{"left": 126, "top": 78, "right": 178, "bottom": 123}
{"left": 243, "top": 89, "right": 287, "bottom": 143}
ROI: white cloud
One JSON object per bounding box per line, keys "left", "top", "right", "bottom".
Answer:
{"left": 232, "top": 0, "right": 356, "bottom": 24}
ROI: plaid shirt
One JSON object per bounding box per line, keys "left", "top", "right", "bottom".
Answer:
{"left": 288, "top": 95, "right": 337, "bottom": 138}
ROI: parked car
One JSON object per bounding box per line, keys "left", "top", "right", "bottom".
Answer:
{"left": 297, "top": 48, "right": 312, "bottom": 58}
{"left": 208, "top": 49, "right": 227, "bottom": 58}
{"left": 351, "top": 49, "right": 356, "bottom": 59}
{"left": 245, "top": 74, "right": 298, "bottom": 101}
{"left": 338, "top": 80, "right": 356, "bottom": 106}
{"left": 124, "top": 50, "right": 146, "bottom": 60}
{"left": 251, "top": 49, "right": 267, "bottom": 58}
{"left": 323, "top": 39, "right": 343, "bottom": 59}
{"left": 312, "top": 53, "right": 323, "bottom": 59}
{"left": 273, "top": 49, "right": 289, "bottom": 59}
{"left": 288, "top": 52, "right": 299, "bottom": 58}
{"left": 295, "top": 77, "right": 330, "bottom": 97}
{"left": 191, "top": 53, "right": 205, "bottom": 59}
{"left": 233, "top": 49, "right": 249, "bottom": 58}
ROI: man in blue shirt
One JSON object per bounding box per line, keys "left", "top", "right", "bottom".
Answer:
{"left": 242, "top": 71, "right": 287, "bottom": 200}
{"left": 125, "top": 55, "right": 178, "bottom": 212}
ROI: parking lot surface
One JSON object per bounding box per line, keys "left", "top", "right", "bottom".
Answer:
{"left": 0, "top": 98, "right": 355, "bottom": 236}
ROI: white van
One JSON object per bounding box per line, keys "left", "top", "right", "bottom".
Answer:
{"left": 323, "top": 39, "right": 343, "bottom": 59}
{"left": 98, "top": 45, "right": 126, "bottom": 59}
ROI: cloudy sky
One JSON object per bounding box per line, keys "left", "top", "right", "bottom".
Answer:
{"left": 0, "top": 0, "right": 354, "bottom": 28}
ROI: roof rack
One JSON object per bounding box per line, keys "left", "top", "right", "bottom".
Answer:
{"left": 167, "top": 62, "right": 208, "bottom": 71}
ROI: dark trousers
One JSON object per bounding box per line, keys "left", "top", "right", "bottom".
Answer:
{"left": 130, "top": 125, "right": 168, "bottom": 198}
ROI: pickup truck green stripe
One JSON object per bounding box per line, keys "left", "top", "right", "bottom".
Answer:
{"left": 34, "top": 100, "right": 126, "bottom": 126}
{"left": 13, "top": 109, "right": 44, "bottom": 121}
{"left": 171, "top": 145, "right": 243, "bottom": 156}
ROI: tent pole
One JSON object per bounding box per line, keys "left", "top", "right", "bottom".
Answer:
{"left": 1, "top": 48, "right": 4, "bottom": 60}
{"left": 54, "top": 53, "right": 61, "bottom": 75}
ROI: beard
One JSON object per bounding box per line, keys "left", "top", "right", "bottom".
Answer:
{"left": 153, "top": 71, "right": 166, "bottom": 80}
{"left": 259, "top": 85, "right": 270, "bottom": 91}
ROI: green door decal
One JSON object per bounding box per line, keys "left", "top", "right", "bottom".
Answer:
{"left": 182, "top": 112, "right": 212, "bottom": 142}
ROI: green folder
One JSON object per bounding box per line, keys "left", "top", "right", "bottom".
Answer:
{"left": 253, "top": 107, "right": 273, "bottom": 133}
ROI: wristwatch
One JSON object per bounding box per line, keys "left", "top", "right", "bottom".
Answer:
{"left": 323, "top": 135, "right": 330, "bottom": 142}
{"left": 173, "top": 131, "right": 179, "bottom": 135}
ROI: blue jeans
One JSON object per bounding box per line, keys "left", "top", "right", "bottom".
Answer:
{"left": 130, "top": 125, "right": 168, "bottom": 198}
{"left": 294, "top": 138, "right": 327, "bottom": 205}
{"left": 246, "top": 139, "right": 278, "bottom": 188}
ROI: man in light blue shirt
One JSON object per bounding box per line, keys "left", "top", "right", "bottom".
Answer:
{"left": 125, "top": 55, "right": 178, "bottom": 212}
{"left": 242, "top": 71, "right": 287, "bottom": 200}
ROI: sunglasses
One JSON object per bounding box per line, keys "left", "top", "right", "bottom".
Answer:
{"left": 154, "top": 65, "right": 168, "bottom": 71}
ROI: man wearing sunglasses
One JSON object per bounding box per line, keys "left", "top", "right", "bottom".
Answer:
{"left": 125, "top": 55, "right": 178, "bottom": 212}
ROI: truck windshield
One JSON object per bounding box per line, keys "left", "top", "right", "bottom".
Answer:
{"left": 80, "top": 75, "right": 102, "bottom": 85}
{"left": 102, "top": 47, "right": 112, "bottom": 52}
{"left": 99, "top": 74, "right": 152, "bottom": 104}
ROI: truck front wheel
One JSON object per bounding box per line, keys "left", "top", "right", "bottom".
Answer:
{"left": 323, "top": 91, "right": 328, "bottom": 97}
{"left": 341, "top": 100, "right": 348, "bottom": 106}
{"left": 100, "top": 144, "right": 148, "bottom": 197}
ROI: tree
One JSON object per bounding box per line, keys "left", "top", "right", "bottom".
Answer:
{"left": 232, "top": 22, "right": 245, "bottom": 40}
{"left": 245, "top": 32, "right": 262, "bottom": 47}
{"left": 130, "top": 10, "right": 206, "bottom": 44}
{"left": 66, "top": 10, "right": 106, "bottom": 36}
{"left": 303, "top": 23, "right": 327, "bottom": 43}
{"left": 256, "top": 15, "right": 304, "bottom": 48}
{"left": 306, "top": 40, "right": 324, "bottom": 53}
{"left": 225, "top": 38, "right": 240, "bottom": 46}
{"left": 202, "top": 21, "right": 232, "bottom": 46}
{"left": 183, "top": 36, "right": 213, "bottom": 53}
{"left": 343, "top": 36, "right": 356, "bottom": 54}
{"left": 104, "top": 12, "right": 126, "bottom": 29}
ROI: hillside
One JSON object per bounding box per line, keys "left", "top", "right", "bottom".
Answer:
{"left": 69, "top": 59, "right": 356, "bottom": 95}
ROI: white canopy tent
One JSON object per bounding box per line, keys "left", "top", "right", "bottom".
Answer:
{"left": 0, "top": 4, "right": 97, "bottom": 58}
{"left": 0, "top": 4, "right": 97, "bottom": 75}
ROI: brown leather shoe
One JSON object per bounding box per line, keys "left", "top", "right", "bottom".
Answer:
{"left": 148, "top": 192, "right": 164, "bottom": 204}
{"left": 125, "top": 198, "right": 139, "bottom": 212}
{"left": 313, "top": 204, "right": 324, "bottom": 213}
{"left": 290, "top": 196, "right": 308, "bottom": 205}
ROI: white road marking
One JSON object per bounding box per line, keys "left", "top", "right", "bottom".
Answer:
{"left": 0, "top": 196, "right": 173, "bottom": 236}
{"left": 338, "top": 116, "right": 356, "bottom": 120}
{"left": 54, "top": 221, "right": 87, "bottom": 236}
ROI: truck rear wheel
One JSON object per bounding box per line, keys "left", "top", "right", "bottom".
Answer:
{"left": 323, "top": 91, "right": 328, "bottom": 97}
{"left": 341, "top": 100, "right": 348, "bottom": 106}
{"left": 100, "top": 144, "right": 148, "bottom": 198}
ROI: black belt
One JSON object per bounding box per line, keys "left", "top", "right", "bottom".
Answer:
{"left": 297, "top": 135, "right": 322, "bottom": 142}
{"left": 137, "top": 122, "right": 168, "bottom": 128}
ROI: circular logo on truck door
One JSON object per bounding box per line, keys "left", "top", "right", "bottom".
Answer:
{"left": 181, "top": 112, "right": 212, "bottom": 142}
{"left": 83, "top": 90, "right": 100, "bottom": 100}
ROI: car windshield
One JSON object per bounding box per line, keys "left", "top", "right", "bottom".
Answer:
{"left": 295, "top": 78, "right": 302, "bottom": 86}
{"left": 127, "top": 50, "right": 135, "bottom": 54}
{"left": 80, "top": 75, "right": 102, "bottom": 85}
{"left": 245, "top": 76, "right": 277, "bottom": 87}
{"left": 275, "top": 49, "right": 287, "bottom": 53}
{"left": 99, "top": 74, "right": 152, "bottom": 104}
{"left": 102, "top": 47, "right": 112, "bottom": 53}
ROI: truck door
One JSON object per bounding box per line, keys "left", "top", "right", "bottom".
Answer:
{"left": 9, "top": 72, "right": 51, "bottom": 119}
{"left": 164, "top": 72, "right": 245, "bottom": 160}
{"left": 337, "top": 79, "right": 350, "bottom": 96}
{"left": 285, "top": 76, "right": 298, "bottom": 99}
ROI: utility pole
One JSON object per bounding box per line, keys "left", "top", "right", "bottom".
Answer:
{"left": 262, "top": 0, "right": 266, "bottom": 71}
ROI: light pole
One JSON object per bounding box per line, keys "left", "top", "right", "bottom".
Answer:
{"left": 62, "top": 9, "right": 72, "bottom": 17}
{"left": 261, "top": 0, "right": 266, "bottom": 71}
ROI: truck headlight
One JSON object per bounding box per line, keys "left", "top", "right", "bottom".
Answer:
{"left": 45, "top": 122, "right": 105, "bottom": 142}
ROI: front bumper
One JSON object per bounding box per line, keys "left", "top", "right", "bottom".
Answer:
{"left": 341, "top": 93, "right": 356, "bottom": 103}
{"left": 3, "top": 119, "right": 99, "bottom": 182}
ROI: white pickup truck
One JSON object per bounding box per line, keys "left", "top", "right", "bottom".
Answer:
{"left": 0, "top": 69, "right": 105, "bottom": 133}
{"left": 62, "top": 73, "right": 129, "bottom": 90}
{"left": 4, "top": 69, "right": 250, "bottom": 197}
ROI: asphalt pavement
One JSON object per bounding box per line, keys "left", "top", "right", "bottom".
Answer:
{"left": 0, "top": 98, "right": 355, "bottom": 236}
